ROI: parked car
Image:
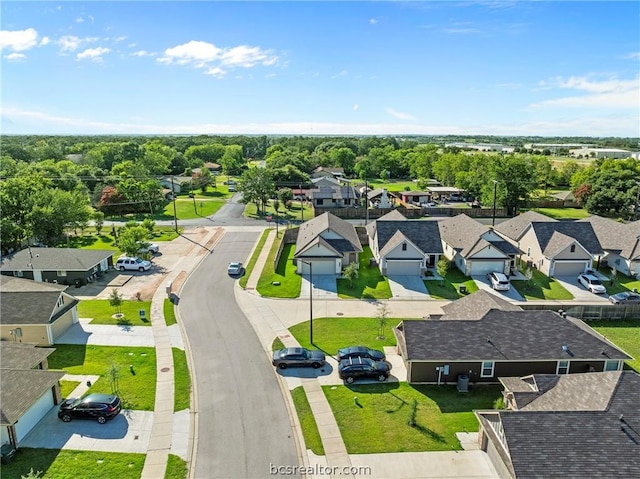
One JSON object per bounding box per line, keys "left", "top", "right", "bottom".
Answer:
{"left": 608, "top": 291, "right": 640, "bottom": 304}
{"left": 577, "top": 273, "right": 607, "bottom": 294}
{"left": 486, "top": 271, "right": 510, "bottom": 291}
{"left": 337, "top": 346, "right": 386, "bottom": 362}
{"left": 115, "top": 256, "right": 152, "bottom": 272}
{"left": 338, "top": 356, "right": 391, "bottom": 384}
{"left": 227, "top": 262, "right": 243, "bottom": 275}
{"left": 272, "top": 347, "right": 326, "bottom": 369}
{"left": 58, "top": 393, "right": 121, "bottom": 424}
{"left": 421, "top": 202, "right": 437, "bottom": 208}
{"left": 137, "top": 241, "right": 160, "bottom": 254}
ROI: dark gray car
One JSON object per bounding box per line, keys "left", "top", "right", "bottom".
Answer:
{"left": 609, "top": 291, "right": 640, "bottom": 304}
{"left": 337, "top": 345, "right": 386, "bottom": 362}
{"left": 272, "top": 347, "right": 326, "bottom": 369}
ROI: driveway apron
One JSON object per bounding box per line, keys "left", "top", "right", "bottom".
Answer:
{"left": 388, "top": 276, "right": 430, "bottom": 299}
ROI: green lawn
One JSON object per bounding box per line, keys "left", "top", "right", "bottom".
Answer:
{"left": 511, "top": 269, "right": 574, "bottom": 300}
{"left": 291, "top": 387, "right": 325, "bottom": 455}
{"left": 290, "top": 317, "right": 400, "bottom": 356}
{"left": 164, "top": 298, "right": 177, "bottom": 326}
{"left": 531, "top": 207, "right": 590, "bottom": 220}
{"left": 256, "top": 237, "right": 301, "bottom": 298}
{"left": 272, "top": 337, "right": 286, "bottom": 352}
{"left": 324, "top": 383, "right": 502, "bottom": 453}
{"left": 165, "top": 454, "right": 188, "bottom": 479}
{"left": 244, "top": 201, "right": 313, "bottom": 222}
{"left": 337, "top": 247, "right": 392, "bottom": 299}
{"left": 164, "top": 198, "right": 226, "bottom": 220}
{"left": 59, "top": 380, "right": 81, "bottom": 399}
{"left": 173, "top": 348, "right": 191, "bottom": 411}
{"left": 239, "top": 228, "right": 271, "bottom": 289}
{"left": 600, "top": 272, "right": 640, "bottom": 295}
{"left": 591, "top": 319, "right": 640, "bottom": 372}
{"left": 424, "top": 269, "right": 479, "bottom": 300}
{"left": 0, "top": 449, "right": 145, "bottom": 479}
{"left": 60, "top": 225, "right": 180, "bottom": 252}
{"left": 367, "top": 179, "right": 418, "bottom": 193}
{"left": 78, "top": 299, "right": 152, "bottom": 326}
{"left": 47, "top": 345, "right": 156, "bottom": 411}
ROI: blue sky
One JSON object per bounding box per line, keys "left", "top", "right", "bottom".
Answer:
{"left": 1, "top": 1, "right": 639, "bottom": 136}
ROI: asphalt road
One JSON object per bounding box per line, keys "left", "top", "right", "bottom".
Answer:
{"left": 178, "top": 231, "right": 300, "bottom": 479}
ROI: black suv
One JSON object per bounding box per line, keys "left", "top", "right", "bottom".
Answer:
{"left": 338, "top": 356, "right": 391, "bottom": 384}
{"left": 337, "top": 346, "right": 385, "bottom": 362}
{"left": 58, "top": 393, "right": 122, "bottom": 424}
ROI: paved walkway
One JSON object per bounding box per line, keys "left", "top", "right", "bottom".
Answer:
{"left": 388, "top": 275, "right": 430, "bottom": 299}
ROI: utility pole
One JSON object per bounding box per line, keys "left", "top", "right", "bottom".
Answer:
{"left": 171, "top": 176, "right": 178, "bottom": 232}
{"left": 492, "top": 180, "right": 498, "bottom": 227}
{"left": 365, "top": 178, "right": 369, "bottom": 225}
{"left": 635, "top": 181, "right": 640, "bottom": 221}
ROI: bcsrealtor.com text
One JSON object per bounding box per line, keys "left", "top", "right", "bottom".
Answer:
{"left": 270, "top": 463, "right": 372, "bottom": 476}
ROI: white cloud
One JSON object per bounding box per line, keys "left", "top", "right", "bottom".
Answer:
{"left": 353, "top": 104, "right": 359, "bottom": 111}
{"left": 131, "top": 50, "right": 155, "bottom": 57}
{"left": 113, "top": 36, "right": 127, "bottom": 43}
{"left": 157, "top": 40, "right": 278, "bottom": 77}
{"left": 4, "top": 52, "right": 27, "bottom": 62}
{"left": 331, "top": 70, "right": 348, "bottom": 79}
{"left": 57, "top": 35, "right": 98, "bottom": 53}
{"left": 265, "top": 73, "right": 276, "bottom": 79}
{"left": 75, "top": 17, "right": 84, "bottom": 23}
{"left": 76, "top": 47, "right": 110, "bottom": 61}
{"left": 531, "top": 74, "right": 639, "bottom": 109}
{"left": 370, "top": 18, "right": 378, "bottom": 25}
{"left": 0, "top": 28, "right": 39, "bottom": 52}
{"left": 39, "top": 36, "right": 50, "bottom": 46}
{"left": 385, "top": 108, "right": 416, "bottom": 121}
{"left": 623, "top": 52, "right": 640, "bottom": 60}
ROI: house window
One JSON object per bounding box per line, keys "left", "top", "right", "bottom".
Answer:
{"left": 402, "top": 243, "right": 407, "bottom": 251}
{"left": 57, "top": 270, "right": 67, "bottom": 277}
{"left": 57, "top": 296, "right": 64, "bottom": 308}
{"left": 570, "top": 244, "right": 576, "bottom": 253}
{"left": 317, "top": 199, "right": 324, "bottom": 205}
{"left": 604, "top": 360, "right": 620, "bottom": 372}
{"left": 481, "top": 361, "right": 495, "bottom": 377}
{"left": 557, "top": 360, "right": 570, "bottom": 374}
{"left": 14, "top": 270, "right": 24, "bottom": 277}
{"left": 527, "top": 247, "right": 531, "bottom": 257}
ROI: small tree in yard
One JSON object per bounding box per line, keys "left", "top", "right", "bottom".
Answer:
{"left": 376, "top": 302, "right": 390, "bottom": 340}
{"left": 109, "top": 288, "right": 123, "bottom": 316}
{"left": 109, "top": 363, "right": 120, "bottom": 395}
{"left": 343, "top": 262, "right": 359, "bottom": 288}
{"left": 93, "top": 210, "right": 105, "bottom": 235}
{"left": 21, "top": 468, "right": 43, "bottom": 479}
{"left": 610, "top": 266, "right": 617, "bottom": 285}
{"left": 436, "top": 258, "right": 450, "bottom": 286}
{"left": 524, "top": 267, "right": 534, "bottom": 288}
{"left": 273, "top": 199, "right": 281, "bottom": 212}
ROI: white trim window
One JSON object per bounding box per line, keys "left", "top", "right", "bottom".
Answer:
{"left": 14, "top": 270, "right": 24, "bottom": 277}
{"left": 557, "top": 360, "right": 570, "bottom": 374}
{"left": 604, "top": 360, "right": 621, "bottom": 372}
{"left": 57, "top": 270, "right": 67, "bottom": 277}
{"left": 481, "top": 361, "right": 495, "bottom": 378}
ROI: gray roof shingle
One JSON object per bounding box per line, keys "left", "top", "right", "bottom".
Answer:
{"left": 295, "top": 212, "right": 362, "bottom": 257}
{"left": 578, "top": 215, "right": 640, "bottom": 260}
{"left": 531, "top": 221, "right": 604, "bottom": 256}
{"left": 1, "top": 368, "right": 65, "bottom": 425}
{"left": 495, "top": 211, "right": 557, "bottom": 240}
{"left": 438, "top": 214, "right": 516, "bottom": 257}
{"left": 0, "top": 248, "right": 114, "bottom": 272}
{"left": 0, "top": 342, "right": 56, "bottom": 369}
{"left": 441, "top": 289, "right": 523, "bottom": 320}
{"left": 372, "top": 220, "right": 443, "bottom": 256}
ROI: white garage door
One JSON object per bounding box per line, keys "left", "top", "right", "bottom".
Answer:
{"left": 15, "top": 389, "right": 54, "bottom": 443}
{"left": 386, "top": 260, "right": 422, "bottom": 276}
{"left": 298, "top": 260, "right": 336, "bottom": 275}
{"left": 553, "top": 261, "right": 589, "bottom": 276}
{"left": 470, "top": 261, "right": 506, "bottom": 276}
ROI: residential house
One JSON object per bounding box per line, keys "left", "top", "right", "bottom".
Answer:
{"left": 203, "top": 162, "right": 221, "bottom": 174}
{"left": 550, "top": 190, "right": 577, "bottom": 206}
{"left": 438, "top": 214, "right": 520, "bottom": 276}
{"left": 394, "top": 290, "right": 630, "bottom": 383}
{"left": 0, "top": 247, "right": 114, "bottom": 286}
{"left": 311, "top": 176, "right": 341, "bottom": 189}
{"left": 367, "top": 188, "right": 399, "bottom": 207}
{"left": 476, "top": 371, "right": 640, "bottom": 478}
{"left": 0, "top": 275, "right": 80, "bottom": 345}
{"left": 294, "top": 212, "right": 362, "bottom": 275}
{"left": 399, "top": 191, "right": 431, "bottom": 206}
{"left": 1, "top": 342, "right": 65, "bottom": 448}
{"left": 366, "top": 210, "right": 442, "bottom": 276}
{"left": 159, "top": 176, "right": 193, "bottom": 194}
{"left": 308, "top": 185, "right": 359, "bottom": 208}
{"left": 494, "top": 211, "right": 603, "bottom": 276}
{"left": 310, "top": 166, "right": 345, "bottom": 179}
{"left": 578, "top": 215, "right": 640, "bottom": 277}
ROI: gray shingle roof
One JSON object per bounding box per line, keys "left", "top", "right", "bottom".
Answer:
{"left": 487, "top": 372, "right": 640, "bottom": 479}
{"left": 1, "top": 368, "right": 65, "bottom": 425}
{"left": 295, "top": 212, "right": 362, "bottom": 257}
{"left": 531, "top": 221, "right": 604, "bottom": 256}
{"left": 495, "top": 211, "right": 557, "bottom": 240}
{"left": 399, "top": 309, "right": 630, "bottom": 361}
{"left": 308, "top": 185, "right": 358, "bottom": 201}
{"left": 372, "top": 220, "right": 443, "bottom": 256}
{"left": 578, "top": 215, "right": 640, "bottom": 260}
{"left": 0, "top": 342, "right": 56, "bottom": 370}
{"left": 438, "top": 214, "right": 515, "bottom": 257}
{"left": 0, "top": 275, "right": 67, "bottom": 293}
{"left": 0, "top": 247, "right": 114, "bottom": 272}
{"left": 441, "top": 289, "right": 523, "bottom": 320}
{"left": 367, "top": 188, "right": 399, "bottom": 200}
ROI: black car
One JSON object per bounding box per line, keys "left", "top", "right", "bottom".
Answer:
{"left": 272, "top": 347, "right": 326, "bottom": 369}
{"left": 337, "top": 346, "right": 386, "bottom": 362}
{"left": 338, "top": 356, "right": 391, "bottom": 384}
{"left": 58, "top": 393, "right": 122, "bottom": 424}
{"left": 609, "top": 291, "right": 640, "bottom": 304}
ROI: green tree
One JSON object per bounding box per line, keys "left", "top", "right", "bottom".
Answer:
{"left": 117, "top": 224, "right": 151, "bottom": 257}
{"left": 376, "top": 302, "right": 390, "bottom": 340}
{"left": 278, "top": 187, "right": 294, "bottom": 207}
{"left": 343, "top": 262, "right": 359, "bottom": 289}
{"left": 109, "top": 289, "right": 123, "bottom": 315}
{"left": 239, "top": 167, "right": 275, "bottom": 215}
{"left": 140, "top": 140, "right": 175, "bottom": 175}
{"left": 436, "top": 258, "right": 450, "bottom": 286}
{"left": 93, "top": 210, "right": 105, "bottom": 235}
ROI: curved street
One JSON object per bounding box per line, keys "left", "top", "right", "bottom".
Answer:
{"left": 178, "top": 230, "right": 300, "bottom": 478}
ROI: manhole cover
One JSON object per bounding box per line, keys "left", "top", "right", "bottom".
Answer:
{"left": 161, "top": 367, "right": 170, "bottom": 372}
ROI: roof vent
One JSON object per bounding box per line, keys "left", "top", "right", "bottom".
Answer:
{"left": 562, "top": 345, "right": 569, "bottom": 352}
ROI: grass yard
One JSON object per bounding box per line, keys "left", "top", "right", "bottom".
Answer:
{"left": 173, "top": 348, "right": 191, "bottom": 411}
{"left": 367, "top": 179, "right": 418, "bottom": 193}
{"left": 256, "top": 237, "right": 301, "bottom": 298}
{"left": 590, "top": 319, "right": 640, "bottom": 372}
{"left": 291, "top": 387, "right": 325, "bottom": 455}
{"left": 290, "top": 317, "right": 400, "bottom": 356}
{"left": 511, "top": 269, "right": 574, "bottom": 300}
{"left": 425, "top": 269, "right": 479, "bottom": 300}
{"left": 78, "top": 299, "right": 152, "bottom": 326}
{"left": 164, "top": 298, "right": 177, "bottom": 326}
{"left": 337, "top": 247, "right": 392, "bottom": 299}
{"left": 272, "top": 337, "right": 286, "bottom": 352}
{"left": 165, "top": 454, "right": 188, "bottom": 479}
{"left": 60, "top": 225, "right": 180, "bottom": 251}
{"left": 244, "top": 201, "right": 313, "bottom": 222}
{"left": 600, "top": 272, "right": 640, "bottom": 295}
{"left": 59, "top": 380, "right": 81, "bottom": 399}
{"left": 531, "top": 207, "right": 590, "bottom": 220}
{"left": 47, "top": 345, "right": 156, "bottom": 411}
{"left": 324, "top": 383, "right": 502, "bottom": 453}
{"left": 239, "top": 228, "right": 271, "bottom": 289}
{"left": 163, "top": 198, "right": 226, "bottom": 220}
{"left": 0, "top": 448, "right": 145, "bottom": 479}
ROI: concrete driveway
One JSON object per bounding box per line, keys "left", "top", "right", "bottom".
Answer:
{"left": 56, "top": 319, "right": 156, "bottom": 347}
{"left": 472, "top": 275, "right": 524, "bottom": 301}
{"left": 388, "top": 276, "right": 430, "bottom": 299}
{"left": 20, "top": 407, "right": 154, "bottom": 453}
{"left": 300, "top": 274, "right": 338, "bottom": 299}
{"left": 554, "top": 276, "right": 610, "bottom": 301}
